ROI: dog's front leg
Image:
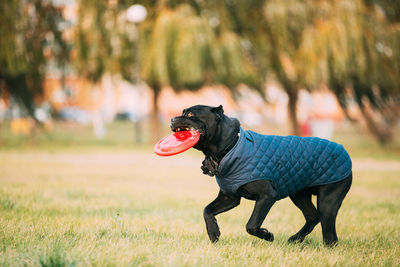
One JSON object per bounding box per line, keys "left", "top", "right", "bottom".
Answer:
{"left": 203, "top": 190, "right": 241, "bottom": 243}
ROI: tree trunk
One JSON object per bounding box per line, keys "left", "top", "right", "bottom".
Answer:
{"left": 359, "top": 104, "right": 392, "bottom": 145}
{"left": 152, "top": 84, "right": 161, "bottom": 144}
{"left": 264, "top": 24, "right": 300, "bottom": 136}
{"left": 287, "top": 88, "right": 299, "bottom": 136}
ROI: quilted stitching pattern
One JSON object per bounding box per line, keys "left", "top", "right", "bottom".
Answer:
{"left": 216, "top": 128, "right": 352, "bottom": 199}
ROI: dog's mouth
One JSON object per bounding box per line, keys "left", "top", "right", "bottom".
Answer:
{"left": 172, "top": 127, "right": 196, "bottom": 133}
{"left": 170, "top": 118, "right": 206, "bottom": 136}
{"left": 171, "top": 125, "right": 206, "bottom": 137}
{"left": 170, "top": 116, "right": 208, "bottom": 150}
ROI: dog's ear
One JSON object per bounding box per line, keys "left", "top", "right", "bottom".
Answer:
{"left": 211, "top": 105, "right": 224, "bottom": 120}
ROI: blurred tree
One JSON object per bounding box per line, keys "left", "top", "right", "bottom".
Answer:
{"left": 75, "top": 1, "right": 260, "bottom": 141}
{"left": 0, "top": 0, "right": 68, "bottom": 120}
{"left": 218, "top": 0, "right": 399, "bottom": 141}
{"left": 262, "top": 0, "right": 315, "bottom": 135}
{"left": 74, "top": 0, "right": 123, "bottom": 83}
{"left": 74, "top": 0, "right": 261, "bottom": 142}
{"left": 140, "top": 3, "right": 261, "bottom": 141}
{"left": 74, "top": 0, "right": 137, "bottom": 140}
{"left": 73, "top": 0, "right": 399, "bottom": 143}
{"left": 321, "top": 0, "right": 400, "bottom": 144}
{"left": 208, "top": 0, "right": 315, "bottom": 135}
{"left": 140, "top": 4, "right": 215, "bottom": 140}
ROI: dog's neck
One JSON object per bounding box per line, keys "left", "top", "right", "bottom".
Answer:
{"left": 202, "top": 116, "right": 240, "bottom": 163}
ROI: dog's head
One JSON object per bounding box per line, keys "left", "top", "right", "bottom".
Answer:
{"left": 170, "top": 105, "right": 225, "bottom": 150}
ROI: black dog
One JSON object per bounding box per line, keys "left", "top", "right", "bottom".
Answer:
{"left": 170, "top": 105, "right": 352, "bottom": 246}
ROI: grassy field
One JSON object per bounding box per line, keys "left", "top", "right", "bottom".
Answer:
{"left": 1, "top": 122, "right": 400, "bottom": 266}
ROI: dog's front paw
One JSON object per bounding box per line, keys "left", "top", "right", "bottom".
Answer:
{"left": 201, "top": 160, "right": 214, "bottom": 177}
{"left": 201, "top": 162, "right": 211, "bottom": 176}
{"left": 201, "top": 158, "right": 218, "bottom": 177}
{"left": 206, "top": 221, "right": 220, "bottom": 243}
{"left": 258, "top": 228, "right": 274, "bottom": 242}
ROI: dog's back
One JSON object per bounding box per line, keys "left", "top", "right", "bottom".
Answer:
{"left": 216, "top": 128, "right": 352, "bottom": 199}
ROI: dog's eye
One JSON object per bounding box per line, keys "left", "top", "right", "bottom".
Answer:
{"left": 187, "top": 112, "right": 194, "bottom": 118}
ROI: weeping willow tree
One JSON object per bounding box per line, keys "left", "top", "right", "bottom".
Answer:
{"left": 73, "top": 0, "right": 399, "bottom": 143}
{"left": 209, "top": 0, "right": 318, "bottom": 135}
{"left": 0, "top": 0, "right": 68, "bottom": 120}
{"left": 74, "top": 0, "right": 120, "bottom": 83}
{"left": 306, "top": 0, "right": 400, "bottom": 144}
{"left": 141, "top": 3, "right": 260, "bottom": 141}
{"left": 219, "top": 0, "right": 399, "bottom": 141}
{"left": 262, "top": 0, "right": 317, "bottom": 135}
{"left": 353, "top": 0, "right": 400, "bottom": 143}
{"left": 74, "top": 1, "right": 260, "bottom": 141}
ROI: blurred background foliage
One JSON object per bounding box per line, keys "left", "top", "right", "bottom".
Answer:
{"left": 0, "top": 0, "right": 399, "bottom": 144}
{"left": 0, "top": 0, "right": 69, "bottom": 118}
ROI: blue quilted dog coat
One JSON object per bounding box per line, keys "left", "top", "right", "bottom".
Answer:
{"left": 215, "top": 128, "right": 352, "bottom": 200}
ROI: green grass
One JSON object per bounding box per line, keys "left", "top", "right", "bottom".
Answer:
{"left": 0, "top": 122, "right": 400, "bottom": 266}
{"left": 0, "top": 121, "right": 154, "bottom": 151}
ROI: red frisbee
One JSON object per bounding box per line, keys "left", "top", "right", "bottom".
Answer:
{"left": 154, "top": 130, "right": 200, "bottom": 156}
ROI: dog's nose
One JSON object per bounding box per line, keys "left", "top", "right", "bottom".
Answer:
{"left": 171, "top": 117, "right": 177, "bottom": 124}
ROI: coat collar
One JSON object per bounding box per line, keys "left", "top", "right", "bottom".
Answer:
{"left": 217, "top": 127, "right": 250, "bottom": 177}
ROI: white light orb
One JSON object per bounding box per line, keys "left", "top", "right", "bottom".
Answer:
{"left": 126, "top": 4, "right": 147, "bottom": 23}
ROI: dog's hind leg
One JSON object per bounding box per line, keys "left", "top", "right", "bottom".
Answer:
{"left": 288, "top": 190, "right": 320, "bottom": 243}
{"left": 238, "top": 180, "right": 277, "bottom": 242}
{"left": 245, "top": 196, "right": 275, "bottom": 241}
{"left": 317, "top": 173, "right": 352, "bottom": 246}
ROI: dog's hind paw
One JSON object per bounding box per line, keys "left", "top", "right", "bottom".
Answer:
{"left": 288, "top": 234, "right": 305, "bottom": 243}
{"left": 258, "top": 228, "right": 274, "bottom": 242}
